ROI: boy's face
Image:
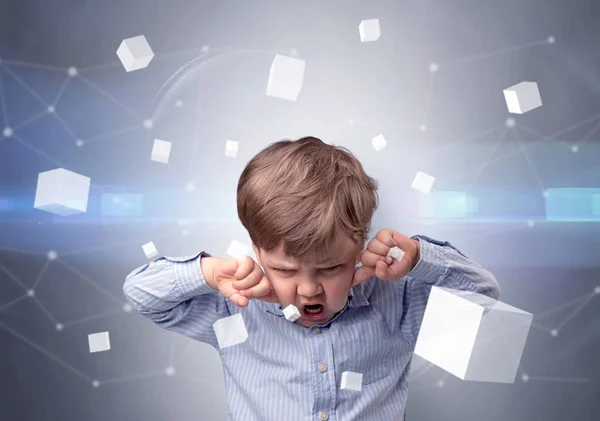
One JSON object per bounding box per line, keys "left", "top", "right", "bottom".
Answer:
{"left": 253, "top": 234, "right": 362, "bottom": 327}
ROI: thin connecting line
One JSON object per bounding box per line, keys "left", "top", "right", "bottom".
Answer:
{"left": 77, "top": 75, "right": 145, "bottom": 121}
{"left": 31, "top": 259, "right": 50, "bottom": 289}
{"left": 421, "top": 72, "right": 437, "bottom": 126}
{"left": 11, "top": 110, "right": 49, "bottom": 131}
{"left": 0, "top": 66, "right": 8, "bottom": 126}
{"left": 555, "top": 294, "right": 596, "bottom": 331}
{"left": 462, "top": 128, "right": 509, "bottom": 195}
{"left": 83, "top": 124, "right": 143, "bottom": 144}
{"left": 424, "top": 123, "right": 506, "bottom": 161}
{"left": 11, "top": 134, "right": 64, "bottom": 167}
{"left": 61, "top": 308, "right": 124, "bottom": 328}
{"left": 512, "top": 127, "right": 546, "bottom": 191}
{"left": 52, "top": 112, "right": 81, "bottom": 142}
{"left": 525, "top": 376, "right": 592, "bottom": 383}
{"left": 518, "top": 111, "right": 600, "bottom": 147}
{"left": 0, "top": 59, "right": 67, "bottom": 72}
{"left": 52, "top": 76, "right": 72, "bottom": 105}
{"left": 0, "top": 294, "right": 28, "bottom": 312}
{"left": 98, "top": 371, "right": 166, "bottom": 385}
{"left": 0, "top": 318, "right": 93, "bottom": 383}
{"left": 0, "top": 63, "right": 50, "bottom": 108}
{"left": 30, "top": 296, "right": 59, "bottom": 324}
{"left": 0, "top": 260, "right": 29, "bottom": 290}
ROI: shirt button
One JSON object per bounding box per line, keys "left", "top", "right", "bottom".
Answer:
{"left": 319, "top": 412, "right": 329, "bottom": 421}
{"left": 314, "top": 327, "right": 321, "bottom": 334}
{"left": 317, "top": 363, "right": 327, "bottom": 373}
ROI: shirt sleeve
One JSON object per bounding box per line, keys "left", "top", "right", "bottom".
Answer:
{"left": 122, "top": 251, "right": 234, "bottom": 349}
{"left": 398, "top": 235, "right": 501, "bottom": 346}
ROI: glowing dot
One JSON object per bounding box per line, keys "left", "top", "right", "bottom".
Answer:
{"left": 76, "top": 139, "right": 84, "bottom": 147}
{"left": 571, "top": 145, "right": 578, "bottom": 153}
{"left": 47, "top": 250, "right": 57, "bottom": 260}
{"left": 420, "top": 124, "right": 427, "bottom": 132}
{"left": 548, "top": 36, "right": 555, "bottom": 44}
{"left": 181, "top": 229, "right": 189, "bottom": 237}
{"left": 175, "top": 100, "right": 183, "bottom": 107}
{"left": 186, "top": 182, "right": 195, "bottom": 192}
{"left": 123, "top": 303, "right": 132, "bottom": 313}
{"left": 429, "top": 62, "right": 439, "bottom": 73}
{"left": 527, "top": 220, "right": 535, "bottom": 228}
{"left": 165, "top": 366, "right": 175, "bottom": 376}
{"left": 27, "top": 289, "right": 35, "bottom": 297}
{"left": 92, "top": 380, "right": 100, "bottom": 388}
{"left": 47, "top": 105, "right": 55, "bottom": 113}
{"left": 521, "top": 374, "right": 529, "bottom": 382}
{"left": 143, "top": 119, "right": 153, "bottom": 129}
{"left": 290, "top": 48, "right": 299, "bottom": 57}
{"left": 436, "top": 380, "right": 444, "bottom": 387}
{"left": 55, "top": 323, "right": 63, "bottom": 331}
{"left": 542, "top": 190, "right": 548, "bottom": 198}
{"left": 506, "top": 118, "right": 515, "bottom": 128}
{"left": 3, "top": 127, "right": 13, "bottom": 137}
{"left": 201, "top": 45, "right": 209, "bottom": 53}
{"left": 67, "top": 66, "right": 78, "bottom": 77}
{"left": 594, "top": 286, "right": 600, "bottom": 294}
{"left": 550, "top": 329, "right": 558, "bottom": 337}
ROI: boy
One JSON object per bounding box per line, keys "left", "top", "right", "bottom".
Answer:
{"left": 124, "top": 136, "right": 500, "bottom": 421}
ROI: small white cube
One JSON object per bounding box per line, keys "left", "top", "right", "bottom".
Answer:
{"left": 371, "top": 134, "right": 387, "bottom": 151}
{"left": 283, "top": 304, "right": 301, "bottom": 322}
{"left": 151, "top": 139, "right": 171, "bottom": 163}
{"left": 414, "top": 286, "right": 532, "bottom": 383}
{"left": 341, "top": 371, "right": 363, "bottom": 391}
{"left": 387, "top": 246, "right": 405, "bottom": 262}
{"left": 142, "top": 241, "right": 158, "bottom": 259}
{"left": 503, "top": 81, "right": 542, "bottom": 114}
{"left": 116, "top": 35, "right": 154, "bottom": 72}
{"left": 34, "top": 168, "right": 91, "bottom": 216}
{"left": 266, "top": 54, "right": 306, "bottom": 101}
{"left": 359, "top": 19, "right": 381, "bottom": 42}
{"left": 411, "top": 171, "right": 435, "bottom": 194}
{"left": 226, "top": 240, "right": 250, "bottom": 260}
{"left": 213, "top": 313, "right": 248, "bottom": 348}
{"left": 225, "top": 140, "right": 239, "bottom": 157}
{"left": 88, "top": 331, "right": 111, "bottom": 353}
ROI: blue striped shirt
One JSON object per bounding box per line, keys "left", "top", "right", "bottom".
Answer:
{"left": 123, "top": 234, "right": 500, "bottom": 421}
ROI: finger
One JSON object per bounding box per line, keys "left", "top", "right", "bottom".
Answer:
{"left": 359, "top": 248, "right": 389, "bottom": 267}
{"left": 233, "top": 260, "right": 264, "bottom": 290}
{"left": 239, "top": 274, "right": 272, "bottom": 299}
{"left": 233, "top": 256, "right": 253, "bottom": 280}
{"left": 351, "top": 265, "right": 375, "bottom": 287}
{"left": 221, "top": 286, "right": 250, "bottom": 307}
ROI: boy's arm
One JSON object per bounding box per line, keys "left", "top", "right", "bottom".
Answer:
{"left": 123, "top": 251, "right": 233, "bottom": 349}
{"left": 397, "top": 235, "right": 500, "bottom": 345}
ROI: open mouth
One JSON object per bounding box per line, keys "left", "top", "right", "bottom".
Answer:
{"left": 302, "top": 304, "right": 325, "bottom": 319}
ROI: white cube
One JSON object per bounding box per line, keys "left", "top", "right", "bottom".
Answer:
{"left": 359, "top": 19, "right": 381, "bottom": 42}
{"left": 142, "top": 241, "right": 158, "bottom": 259}
{"left": 151, "top": 139, "right": 171, "bottom": 163}
{"left": 266, "top": 54, "right": 306, "bottom": 101}
{"left": 283, "top": 304, "right": 301, "bottom": 322}
{"left": 213, "top": 313, "right": 248, "bottom": 349}
{"left": 387, "top": 246, "right": 405, "bottom": 262}
{"left": 116, "top": 35, "right": 154, "bottom": 72}
{"left": 88, "top": 331, "right": 111, "bottom": 353}
{"left": 226, "top": 240, "right": 250, "bottom": 260}
{"left": 225, "top": 140, "right": 239, "bottom": 157}
{"left": 414, "top": 286, "right": 533, "bottom": 383}
{"left": 411, "top": 171, "right": 435, "bottom": 194}
{"left": 503, "top": 81, "right": 542, "bottom": 114}
{"left": 341, "top": 371, "right": 363, "bottom": 391}
{"left": 34, "top": 168, "right": 90, "bottom": 216}
{"left": 371, "top": 134, "right": 387, "bottom": 151}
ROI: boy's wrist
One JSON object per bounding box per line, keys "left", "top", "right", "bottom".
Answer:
{"left": 200, "top": 257, "right": 219, "bottom": 290}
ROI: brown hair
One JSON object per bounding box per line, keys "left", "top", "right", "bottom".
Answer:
{"left": 237, "top": 136, "right": 379, "bottom": 260}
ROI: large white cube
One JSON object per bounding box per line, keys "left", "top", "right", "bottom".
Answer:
{"left": 151, "top": 139, "right": 171, "bottom": 163}
{"left": 266, "top": 54, "right": 306, "bottom": 101}
{"left": 88, "top": 331, "right": 111, "bottom": 353}
{"left": 116, "top": 35, "right": 155, "bottom": 72}
{"left": 34, "top": 168, "right": 90, "bottom": 216}
{"left": 225, "top": 140, "right": 239, "bottom": 157}
{"left": 142, "top": 241, "right": 158, "bottom": 259}
{"left": 359, "top": 19, "right": 381, "bottom": 42}
{"left": 226, "top": 239, "right": 250, "bottom": 260}
{"left": 341, "top": 371, "right": 363, "bottom": 391}
{"left": 503, "top": 81, "right": 542, "bottom": 114}
{"left": 414, "top": 286, "right": 533, "bottom": 383}
{"left": 283, "top": 304, "right": 301, "bottom": 322}
{"left": 213, "top": 313, "right": 248, "bottom": 349}
{"left": 411, "top": 171, "right": 435, "bottom": 194}
{"left": 371, "top": 134, "right": 387, "bottom": 151}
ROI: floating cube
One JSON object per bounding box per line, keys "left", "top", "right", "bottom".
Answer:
{"left": 116, "top": 35, "right": 154, "bottom": 72}
{"left": 341, "top": 371, "right": 363, "bottom": 391}
{"left": 88, "top": 331, "right": 111, "bottom": 353}
{"left": 503, "top": 81, "right": 542, "bottom": 114}
{"left": 225, "top": 140, "right": 239, "bottom": 157}
{"left": 283, "top": 304, "right": 301, "bottom": 322}
{"left": 34, "top": 168, "right": 91, "bottom": 216}
{"left": 387, "top": 246, "right": 405, "bottom": 262}
{"left": 151, "top": 139, "right": 171, "bottom": 163}
{"left": 414, "top": 286, "right": 533, "bottom": 383}
{"left": 226, "top": 240, "right": 250, "bottom": 260}
{"left": 411, "top": 171, "right": 435, "bottom": 194}
{"left": 359, "top": 19, "right": 381, "bottom": 42}
{"left": 266, "top": 54, "right": 306, "bottom": 101}
{"left": 213, "top": 313, "right": 248, "bottom": 349}
{"left": 371, "top": 134, "right": 387, "bottom": 151}
{"left": 142, "top": 241, "right": 158, "bottom": 259}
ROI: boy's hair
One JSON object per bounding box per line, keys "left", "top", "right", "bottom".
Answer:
{"left": 237, "top": 136, "right": 379, "bottom": 260}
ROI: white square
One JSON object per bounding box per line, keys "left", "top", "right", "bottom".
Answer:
{"left": 371, "top": 134, "right": 387, "bottom": 151}
{"left": 34, "top": 168, "right": 91, "bottom": 216}
{"left": 503, "top": 81, "right": 542, "bottom": 114}
{"left": 359, "top": 19, "right": 381, "bottom": 42}
{"left": 213, "top": 313, "right": 248, "bottom": 349}
{"left": 151, "top": 139, "right": 171, "bottom": 163}
{"left": 88, "top": 331, "right": 111, "bottom": 353}
{"left": 414, "top": 286, "right": 533, "bottom": 383}
{"left": 341, "top": 371, "right": 363, "bottom": 391}
{"left": 142, "top": 241, "right": 158, "bottom": 259}
{"left": 387, "top": 246, "right": 404, "bottom": 262}
{"left": 411, "top": 171, "right": 435, "bottom": 194}
{"left": 226, "top": 240, "right": 250, "bottom": 260}
{"left": 266, "top": 54, "right": 306, "bottom": 101}
{"left": 283, "top": 304, "right": 301, "bottom": 322}
{"left": 225, "top": 140, "right": 239, "bottom": 157}
{"left": 116, "top": 35, "right": 154, "bottom": 72}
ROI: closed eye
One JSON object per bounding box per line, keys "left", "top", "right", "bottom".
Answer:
{"left": 274, "top": 265, "right": 341, "bottom": 273}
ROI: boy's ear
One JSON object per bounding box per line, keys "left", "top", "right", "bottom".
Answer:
{"left": 252, "top": 244, "right": 263, "bottom": 266}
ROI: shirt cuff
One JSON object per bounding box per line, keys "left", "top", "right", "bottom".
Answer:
{"left": 407, "top": 235, "right": 449, "bottom": 284}
{"left": 168, "top": 251, "right": 216, "bottom": 299}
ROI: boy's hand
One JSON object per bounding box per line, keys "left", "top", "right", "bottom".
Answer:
{"left": 213, "top": 256, "right": 279, "bottom": 307}
{"left": 352, "top": 228, "right": 420, "bottom": 286}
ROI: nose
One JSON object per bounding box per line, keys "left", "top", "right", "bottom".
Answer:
{"left": 297, "top": 280, "right": 323, "bottom": 298}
